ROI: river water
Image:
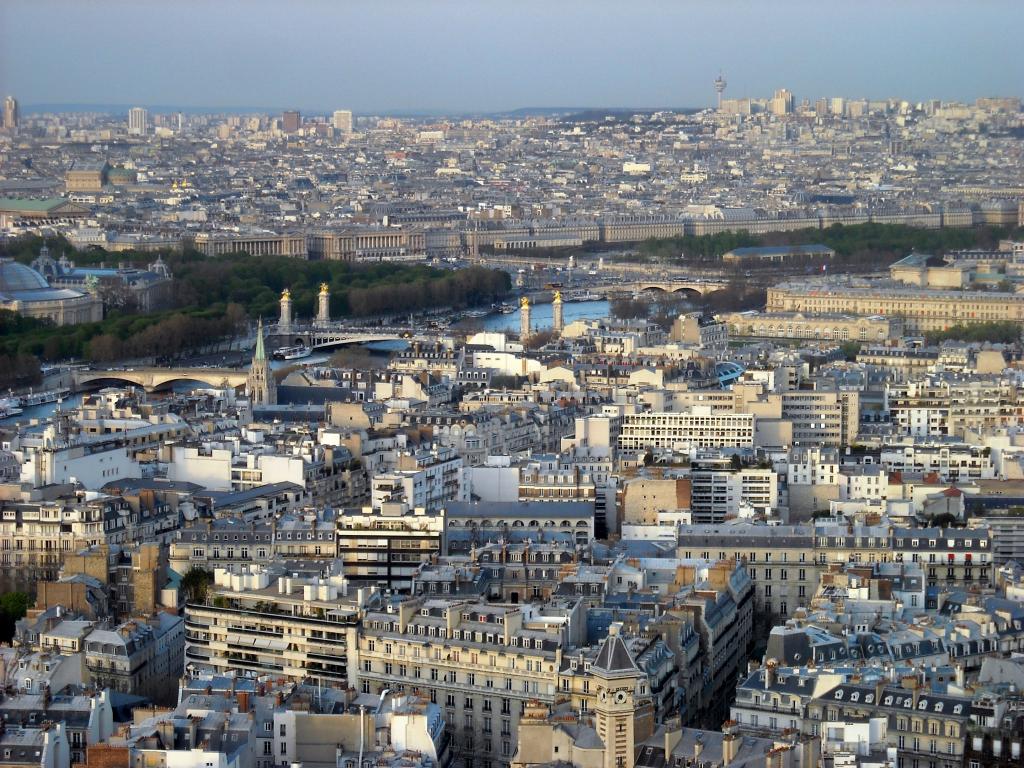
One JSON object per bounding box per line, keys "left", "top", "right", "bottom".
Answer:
{"left": 480, "top": 299, "right": 610, "bottom": 333}
{"left": 0, "top": 313, "right": 603, "bottom": 427}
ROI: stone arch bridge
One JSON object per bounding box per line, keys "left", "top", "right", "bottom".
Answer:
{"left": 622, "top": 278, "right": 730, "bottom": 296}
{"left": 73, "top": 368, "right": 249, "bottom": 393}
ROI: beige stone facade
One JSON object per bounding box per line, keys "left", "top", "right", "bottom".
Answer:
{"left": 308, "top": 228, "right": 426, "bottom": 261}
{"left": 721, "top": 310, "right": 902, "bottom": 342}
{"left": 192, "top": 232, "right": 308, "bottom": 258}
{"left": 766, "top": 282, "right": 1024, "bottom": 334}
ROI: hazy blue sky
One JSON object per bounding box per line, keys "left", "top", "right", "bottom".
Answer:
{"left": 2, "top": 0, "right": 1021, "bottom": 113}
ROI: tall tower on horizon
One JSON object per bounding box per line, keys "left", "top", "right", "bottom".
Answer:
{"left": 128, "top": 106, "right": 148, "bottom": 136}
{"left": 714, "top": 72, "right": 727, "bottom": 110}
{"left": 3, "top": 96, "right": 18, "bottom": 131}
{"left": 247, "top": 318, "right": 277, "bottom": 406}
{"left": 282, "top": 110, "right": 301, "bottom": 133}
{"left": 332, "top": 109, "right": 353, "bottom": 134}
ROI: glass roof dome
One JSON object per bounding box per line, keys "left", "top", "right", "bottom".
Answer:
{"left": 0, "top": 259, "right": 50, "bottom": 292}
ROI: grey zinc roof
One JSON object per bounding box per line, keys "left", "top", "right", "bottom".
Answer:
{"left": 591, "top": 634, "right": 641, "bottom": 677}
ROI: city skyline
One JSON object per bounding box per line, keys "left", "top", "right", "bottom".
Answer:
{"left": 1, "top": 0, "right": 1022, "bottom": 114}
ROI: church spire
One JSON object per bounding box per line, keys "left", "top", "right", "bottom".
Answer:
{"left": 254, "top": 317, "right": 267, "bottom": 361}
{"left": 247, "top": 318, "right": 276, "bottom": 406}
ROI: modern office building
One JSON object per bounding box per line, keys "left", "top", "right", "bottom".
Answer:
{"left": 618, "top": 408, "right": 756, "bottom": 453}
{"left": 282, "top": 110, "right": 301, "bottom": 133}
{"left": 127, "top": 107, "right": 148, "bottom": 136}
{"left": 335, "top": 504, "right": 444, "bottom": 590}
{"left": 770, "top": 88, "right": 795, "bottom": 115}
{"left": 4, "top": 95, "right": 19, "bottom": 131}
{"left": 332, "top": 109, "right": 353, "bottom": 133}
{"left": 689, "top": 457, "right": 778, "bottom": 523}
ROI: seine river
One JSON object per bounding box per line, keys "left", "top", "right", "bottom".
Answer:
{"left": 1, "top": 308, "right": 610, "bottom": 425}
{"left": 480, "top": 299, "right": 610, "bottom": 333}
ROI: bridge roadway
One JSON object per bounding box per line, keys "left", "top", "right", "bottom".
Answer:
{"left": 267, "top": 325, "right": 415, "bottom": 349}
{"left": 74, "top": 367, "right": 250, "bottom": 392}
{"left": 72, "top": 326, "right": 429, "bottom": 392}
{"left": 594, "top": 278, "right": 730, "bottom": 296}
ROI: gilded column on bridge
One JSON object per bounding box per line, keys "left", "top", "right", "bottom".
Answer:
{"left": 279, "top": 288, "right": 293, "bottom": 331}
{"left": 316, "top": 282, "right": 330, "bottom": 326}
{"left": 552, "top": 291, "right": 564, "bottom": 336}
{"left": 520, "top": 296, "right": 531, "bottom": 343}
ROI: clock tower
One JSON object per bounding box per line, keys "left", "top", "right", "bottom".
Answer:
{"left": 590, "top": 628, "right": 653, "bottom": 768}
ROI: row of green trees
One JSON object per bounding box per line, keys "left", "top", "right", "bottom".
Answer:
{"left": 0, "top": 304, "right": 249, "bottom": 363}
{"left": 924, "top": 321, "right": 1023, "bottom": 345}
{"left": 636, "top": 222, "right": 1023, "bottom": 266}
{"left": 0, "top": 237, "right": 512, "bottom": 366}
{"left": 0, "top": 592, "right": 30, "bottom": 644}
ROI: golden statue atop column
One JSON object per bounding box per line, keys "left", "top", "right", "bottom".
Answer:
{"left": 317, "top": 283, "right": 330, "bottom": 325}
{"left": 279, "top": 287, "right": 293, "bottom": 329}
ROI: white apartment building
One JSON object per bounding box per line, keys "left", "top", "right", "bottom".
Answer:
{"left": 17, "top": 433, "right": 138, "bottom": 489}
{"left": 838, "top": 465, "right": 889, "bottom": 502}
{"left": 787, "top": 447, "right": 840, "bottom": 486}
{"left": 127, "top": 106, "right": 147, "bottom": 136}
{"left": 880, "top": 442, "right": 995, "bottom": 482}
{"left": 332, "top": 109, "right": 353, "bottom": 133}
{"left": 370, "top": 446, "right": 466, "bottom": 512}
{"left": 184, "top": 564, "right": 368, "bottom": 688}
{"left": 690, "top": 460, "right": 778, "bottom": 523}
{"left": 618, "top": 407, "right": 755, "bottom": 453}
{"left": 885, "top": 377, "right": 1022, "bottom": 438}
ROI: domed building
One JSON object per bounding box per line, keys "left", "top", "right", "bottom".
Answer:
{"left": 0, "top": 257, "right": 103, "bottom": 325}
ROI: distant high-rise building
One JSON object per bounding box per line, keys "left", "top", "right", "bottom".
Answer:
{"left": 3, "top": 96, "right": 18, "bottom": 131}
{"left": 127, "top": 106, "right": 148, "bottom": 136}
{"left": 332, "top": 109, "right": 353, "bottom": 133}
{"left": 282, "top": 110, "right": 301, "bottom": 133}
{"left": 769, "top": 88, "right": 794, "bottom": 116}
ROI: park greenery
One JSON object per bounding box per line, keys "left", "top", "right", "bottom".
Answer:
{"left": 924, "top": 321, "right": 1023, "bottom": 345}
{"left": 0, "top": 236, "right": 510, "bottom": 368}
{"left": 0, "top": 591, "right": 31, "bottom": 644}
{"left": 635, "top": 222, "right": 1024, "bottom": 267}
